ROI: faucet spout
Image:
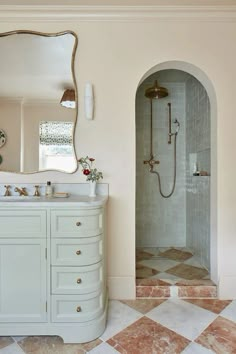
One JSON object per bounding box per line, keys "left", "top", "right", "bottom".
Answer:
{"left": 14, "top": 187, "right": 28, "bottom": 196}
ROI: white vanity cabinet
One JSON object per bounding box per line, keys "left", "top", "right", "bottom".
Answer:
{"left": 0, "top": 210, "right": 47, "bottom": 323}
{"left": 0, "top": 198, "right": 107, "bottom": 343}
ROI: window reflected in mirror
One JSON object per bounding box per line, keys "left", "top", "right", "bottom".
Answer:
{"left": 39, "top": 121, "right": 74, "bottom": 171}
{"left": 0, "top": 30, "right": 78, "bottom": 174}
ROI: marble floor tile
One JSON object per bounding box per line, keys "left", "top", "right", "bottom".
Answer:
{"left": 146, "top": 298, "right": 217, "bottom": 340}
{"left": 2, "top": 299, "right": 236, "bottom": 354}
{"left": 178, "top": 285, "right": 217, "bottom": 298}
{"left": 136, "top": 278, "right": 171, "bottom": 286}
{"left": 12, "top": 337, "right": 27, "bottom": 343}
{"left": 136, "top": 263, "right": 159, "bottom": 279}
{"left": 89, "top": 342, "right": 119, "bottom": 353}
{"left": 220, "top": 299, "right": 236, "bottom": 322}
{"left": 136, "top": 249, "right": 153, "bottom": 262}
{"left": 160, "top": 248, "right": 193, "bottom": 261}
{"left": 18, "top": 336, "right": 101, "bottom": 354}
{"left": 143, "top": 247, "right": 159, "bottom": 255}
{"left": 135, "top": 247, "right": 211, "bottom": 284}
{"left": 195, "top": 316, "right": 236, "bottom": 354}
{"left": 100, "top": 300, "right": 142, "bottom": 341}
{"left": 139, "top": 258, "right": 179, "bottom": 272}
{"left": 121, "top": 299, "right": 167, "bottom": 314}
{"left": 181, "top": 342, "right": 215, "bottom": 353}
{"left": 184, "top": 256, "right": 205, "bottom": 269}
{"left": 0, "top": 343, "right": 25, "bottom": 354}
{"left": 176, "top": 280, "right": 215, "bottom": 286}
{"left": 107, "top": 316, "right": 190, "bottom": 354}
{"left": 166, "top": 263, "right": 209, "bottom": 280}
{"left": 151, "top": 271, "right": 181, "bottom": 284}
{"left": 184, "top": 299, "right": 232, "bottom": 314}
{"left": 0, "top": 338, "right": 14, "bottom": 350}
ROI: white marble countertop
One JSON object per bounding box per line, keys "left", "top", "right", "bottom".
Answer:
{"left": 0, "top": 195, "right": 108, "bottom": 207}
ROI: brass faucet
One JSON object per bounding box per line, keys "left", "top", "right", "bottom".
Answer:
{"left": 34, "top": 185, "right": 40, "bottom": 197}
{"left": 4, "top": 185, "right": 11, "bottom": 196}
{"left": 14, "top": 187, "right": 28, "bottom": 196}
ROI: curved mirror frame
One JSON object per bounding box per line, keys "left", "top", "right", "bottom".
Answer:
{"left": 0, "top": 30, "right": 78, "bottom": 174}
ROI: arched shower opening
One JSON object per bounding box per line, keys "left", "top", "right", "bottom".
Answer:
{"left": 135, "top": 62, "right": 217, "bottom": 285}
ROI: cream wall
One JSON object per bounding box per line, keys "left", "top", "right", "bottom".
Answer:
{"left": 0, "top": 15, "right": 236, "bottom": 298}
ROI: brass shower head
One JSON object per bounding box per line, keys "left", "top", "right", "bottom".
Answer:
{"left": 145, "top": 80, "right": 168, "bottom": 99}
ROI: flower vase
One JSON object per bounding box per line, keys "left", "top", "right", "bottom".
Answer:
{"left": 89, "top": 181, "right": 97, "bottom": 197}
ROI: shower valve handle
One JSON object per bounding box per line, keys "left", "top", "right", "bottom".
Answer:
{"left": 143, "top": 159, "right": 160, "bottom": 166}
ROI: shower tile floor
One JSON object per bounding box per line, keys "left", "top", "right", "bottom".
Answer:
{"left": 136, "top": 247, "right": 216, "bottom": 298}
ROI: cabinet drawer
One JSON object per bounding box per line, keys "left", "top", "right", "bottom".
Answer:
{"left": 51, "top": 263, "right": 103, "bottom": 295}
{"left": 51, "top": 292, "right": 103, "bottom": 322}
{"left": 51, "top": 209, "right": 103, "bottom": 238}
{"left": 0, "top": 210, "right": 46, "bottom": 238}
{"left": 51, "top": 236, "right": 103, "bottom": 266}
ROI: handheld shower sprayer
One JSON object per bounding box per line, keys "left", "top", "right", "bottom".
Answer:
{"left": 174, "top": 119, "right": 180, "bottom": 134}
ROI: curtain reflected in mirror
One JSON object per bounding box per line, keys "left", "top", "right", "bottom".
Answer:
{"left": 0, "top": 30, "right": 78, "bottom": 174}
{"left": 39, "top": 121, "right": 74, "bottom": 171}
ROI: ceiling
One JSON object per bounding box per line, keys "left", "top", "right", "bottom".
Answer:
{"left": 0, "top": 31, "right": 76, "bottom": 102}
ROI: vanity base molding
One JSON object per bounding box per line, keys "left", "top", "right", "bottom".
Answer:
{"left": 0, "top": 296, "right": 108, "bottom": 343}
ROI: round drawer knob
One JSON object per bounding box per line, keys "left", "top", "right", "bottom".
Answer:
{"left": 77, "top": 278, "right": 82, "bottom": 284}
{"left": 76, "top": 250, "right": 81, "bottom": 255}
{"left": 76, "top": 306, "right": 82, "bottom": 312}
{"left": 76, "top": 221, "right": 81, "bottom": 226}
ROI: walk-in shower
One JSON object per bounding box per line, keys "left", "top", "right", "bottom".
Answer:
{"left": 143, "top": 80, "right": 180, "bottom": 198}
{"left": 136, "top": 69, "right": 211, "bottom": 281}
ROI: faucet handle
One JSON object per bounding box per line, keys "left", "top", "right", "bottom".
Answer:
{"left": 21, "top": 187, "right": 28, "bottom": 196}
{"left": 34, "top": 185, "right": 40, "bottom": 197}
{"left": 4, "top": 185, "right": 11, "bottom": 196}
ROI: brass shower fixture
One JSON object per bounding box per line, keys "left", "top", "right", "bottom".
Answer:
{"left": 145, "top": 80, "right": 168, "bottom": 99}
{"left": 143, "top": 79, "right": 180, "bottom": 198}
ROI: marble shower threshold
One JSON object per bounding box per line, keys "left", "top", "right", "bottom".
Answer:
{"left": 136, "top": 247, "right": 217, "bottom": 298}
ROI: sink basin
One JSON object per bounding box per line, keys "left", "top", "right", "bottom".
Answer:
{"left": 0, "top": 196, "right": 41, "bottom": 201}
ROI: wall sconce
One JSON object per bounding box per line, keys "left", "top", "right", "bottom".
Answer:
{"left": 60, "top": 89, "right": 76, "bottom": 109}
{"left": 84, "top": 82, "right": 94, "bottom": 120}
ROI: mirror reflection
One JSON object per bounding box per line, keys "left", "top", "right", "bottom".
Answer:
{"left": 0, "top": 30, "right": 78, "bottom": 174}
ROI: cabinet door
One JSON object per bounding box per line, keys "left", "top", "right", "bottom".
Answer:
{"left": 0, "top": 239, "right": 47, "bottom": 322}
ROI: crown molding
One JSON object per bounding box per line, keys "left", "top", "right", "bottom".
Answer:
{"left": 0, "top": 5, "right": 236, "bottom": 22}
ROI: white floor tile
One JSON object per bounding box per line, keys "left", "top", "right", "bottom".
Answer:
{"left": 181, "top": 342, "right": 215, "bottom": 353}
{"left": 151, "top": 272, "right": 180, "bottom": 283}
{"left": 143, "top": 247, "right": 159, "bottom": 255}
{"left": 184, "top": 256, "right": 204, "bottom": 268}
{"left": 100, "top": 300, "right": 142, "bottom": 341}
{"left": 12, "top": 337, "right": 26, "bottom": 343}
{"left": 139, "top": 258, "right": 179, "bottom": 272}
{"left": 0, "top": 343, "right": 25, "bottom": 354}
{"left": 88, "top": 342, "right": 119, "bottom": 353}
{"left": 220, "top": 299, "right": 236, "bottom": 322}
{"left": 146, "top": 298, "right": 217, "bottom": 340}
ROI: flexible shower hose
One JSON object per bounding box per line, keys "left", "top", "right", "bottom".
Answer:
{"left": 150, "top": 132, "right": 177, "bottom": 198}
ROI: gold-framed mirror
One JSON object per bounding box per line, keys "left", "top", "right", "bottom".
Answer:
{"left": 0, "top": 30, "right": 78, "bottom": 174}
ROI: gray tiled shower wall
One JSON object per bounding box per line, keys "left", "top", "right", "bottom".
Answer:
{"left": 186, "top": 76, "right": 211, "bottom": 270}
{"left": 136, "top": 71, "right": 211, "bottom": 271}
{"left": 136, "top": 79, "right": 186, "bottom": 247}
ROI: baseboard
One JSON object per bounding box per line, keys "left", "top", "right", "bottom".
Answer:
{"left": 107, "top": 276, "right": 135, "bottom": 300}
{"left": 218, "top": 276, "right": 236, "bottom": 299}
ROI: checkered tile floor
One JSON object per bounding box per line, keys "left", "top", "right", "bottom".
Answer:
{"left": 136, "top": 247, "right": 211, "bottom": 284}
{"left": 1, "top": 299, "right": 236, "bottom": 353}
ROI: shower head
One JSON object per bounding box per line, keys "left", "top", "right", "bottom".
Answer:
{"left": 145, "top": 80, "right": 168, "bottom": 99}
